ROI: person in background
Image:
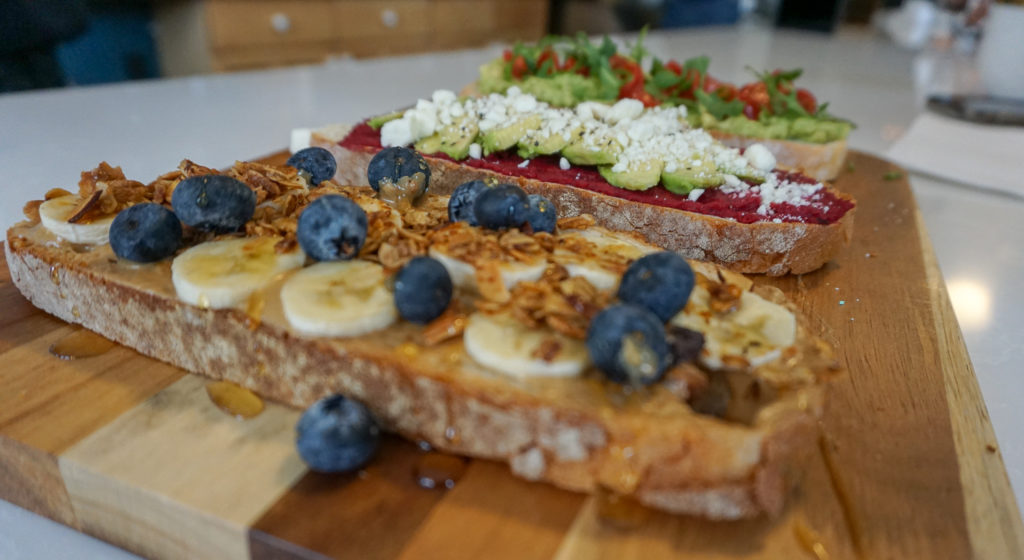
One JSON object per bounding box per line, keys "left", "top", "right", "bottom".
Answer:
{"left": 0, "top": 0, "right": 89, "bottom": 93}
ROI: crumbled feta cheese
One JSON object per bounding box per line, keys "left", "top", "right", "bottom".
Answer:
{"left": 518, "top": 159, "right": 530, "bottom": 168}
{"left": 468, "top": 143, "right": 482, "bottom": 159}
{"left": 432, "top": 89, "right": 456, "bottom": 105}
{"left": 380, "top": 118, "right": 413, "bottom": 147}
{"left": 745, "top": 144, "right": 776, "bottom": 172}
{"left": 688, "top": 189, "right": 705, "bottom": 201}
{"left": 559, "top": 157, "right": 570, "bottom": 170}
{"left": 606, "top": 98, "right": 644, "bottom": 124}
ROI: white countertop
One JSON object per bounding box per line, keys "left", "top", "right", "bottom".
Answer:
{"left": 1, "top": 25, "right": 1022, "bottom": 558}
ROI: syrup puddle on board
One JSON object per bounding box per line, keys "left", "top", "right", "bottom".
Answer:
{"left": 595, "top": 487, "right": 651, "bottom": 529}
{"left": 49, "top": 329, "right": 115, "bottom": 360}
{"left": 414, "top": 452, "right": 468, "bottom": 490}
{"left": 205, "top": 380, "right": 265, "bottom": 419}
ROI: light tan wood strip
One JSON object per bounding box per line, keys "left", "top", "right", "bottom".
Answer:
{"left": 916, "top": 210, "right": 1024, "bottom": 558}
{"left": 0, "top": 435, "right": 79, "bottom": 529}
{"left": 59, "top": 374, "right": 306, "bottom": 560}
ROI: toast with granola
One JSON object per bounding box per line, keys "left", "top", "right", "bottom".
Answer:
{"left": 5, "top": 153, "right": 839, "bottom": 519}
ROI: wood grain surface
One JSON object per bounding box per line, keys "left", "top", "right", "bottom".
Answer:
{"left": 1, "top": 150, "right": 1022, "bottom": 560}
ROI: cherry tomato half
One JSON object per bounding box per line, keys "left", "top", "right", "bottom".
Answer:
{"left": 796, "top": 88, "right": 817, "bottom": 113}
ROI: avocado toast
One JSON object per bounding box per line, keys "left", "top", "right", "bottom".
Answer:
{"left": 473, "top": 33, "right": 853, "bottom": 181}
{"left": 311, "top": 87, "right": 855, "bottom": 276}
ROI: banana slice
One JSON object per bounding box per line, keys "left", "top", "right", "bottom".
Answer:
{"left": 463, "top": 312, "right": 588, "bottom": 378}
{"left": 172, "top": 237, "right": 305, "bottom": 309}
{"left": 39, "top": 195, "right": 115, "bottom": 245}
{"left": 671, "top": 285, "right": 796, "bottom": 369}
{"left": 428, "top": 247, "right": 546, "bottom": 291}
{"left": 281, "top": 260, "right": 397, "bottom": 337}
{"left": 557, "top": 227, "right": 659, "bottom": 292}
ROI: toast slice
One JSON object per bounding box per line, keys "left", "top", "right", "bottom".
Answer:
{"left": 5, "top": 158, "right": 840, "bottom": 520}
{"left": 310, "top": 122, "right": 856, "bottom": 277}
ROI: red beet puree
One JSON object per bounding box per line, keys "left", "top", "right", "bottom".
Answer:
{"left": 340, "top": 122, "right": 853, "bottom": 225}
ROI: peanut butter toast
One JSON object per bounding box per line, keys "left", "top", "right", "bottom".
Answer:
{"left": 5, "top": 151, "right": 839, "bottom": 519}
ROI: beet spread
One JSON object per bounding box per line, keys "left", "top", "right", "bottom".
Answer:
{"left": 340, "top": 122, "right": 853, "bottom": 225}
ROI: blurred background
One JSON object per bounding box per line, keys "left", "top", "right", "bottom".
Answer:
{"left": 0, "top": 0, "right": 992, "bottom": 93}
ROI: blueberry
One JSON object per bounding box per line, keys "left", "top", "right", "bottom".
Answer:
{"left": 616, "top": 252, "right": 695, "bottom": 322}
{"left": 297, "top": 195, "right": 368, "bottom": 261}
{"left": 109, "top": 203, "right": 182, "bottom": 263}
{"left": 586, "top": 304, "right": 672, "bottom": 385}
{"left": 473, "top": 183, "right": 530, "bottom": 230}
{"left": 287, "top": 146, "right": 337, "bottom": 186}
{"left": 394, "top": 256, "right": 452, "bottom": 324}
{"left": 448, "top": 180, "right": 488, "bottom": 225}
{"left": 367, "top": 146, "right": 430, "bottom": 201}
{"left": 171, "top": 174, "right": 256, "bottom": 232}
{"left": 525, "top": 194, "right": 557, "bottom": 233}
{"left": 296, "top": 394, "right": 380, "bottom": 473}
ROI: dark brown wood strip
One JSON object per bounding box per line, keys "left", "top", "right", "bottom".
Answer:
{"left": 393, "top": 460, "right": 585, "bottom": 560}
{"left": 249, "top": 436, "right": 452, "bottom": 560}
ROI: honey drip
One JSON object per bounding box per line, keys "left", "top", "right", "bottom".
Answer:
{"left": 414, "top": 452, "right": 468, "bottom": 490}
{"left": 793, "top": 517, "right": 831, "bottom": 560}
{"left": 595, "top": 488, "right": 650, "bottom": 529}
{"left": 49, "top": 329, "right": 115, "bottom": 360}
{"left": 49, "top": 266, "right": 60, "bottom": 286}
{"left": 244, "top": 292, "right": 265, "bottom": 330}
{"left": 819, "top": 433, "right": 864, "bottom": 559}
{"left": 205, "top": 380, "right": 264, "bottom": 419}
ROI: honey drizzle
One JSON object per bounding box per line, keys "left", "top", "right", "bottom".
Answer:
{"left": 819, "top": 433, "right": 864, "bottom": 559}
{"left": 205, "top": 380, "right": 265, "bottom": 419}
{"left": 413, "top": 452, "right": 468, "bottom": 490}
{"left": 793, "top": 516, "right": 831, "bottom": 560}
{"left": 49, "top": 329, "right": 115, "bottom": 360}
{"left": 244, "top": 291, "right": 265, "bottom": 330}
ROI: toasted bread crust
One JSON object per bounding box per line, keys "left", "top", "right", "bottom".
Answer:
{"left": 709, "top": 132, "right": 848, "bottom": 182}
{"left": 6, "top": 225, "right": 828, "bottom": 520}
{"left": 312, "top": 126, "right": 855, "bottom": 276}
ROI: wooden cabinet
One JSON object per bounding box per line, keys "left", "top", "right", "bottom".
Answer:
{"left": 154, "top": 0, "right": 549, "bottom": 75}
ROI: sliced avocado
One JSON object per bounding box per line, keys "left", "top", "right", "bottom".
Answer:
{"left": 481, "top": 115, "right": 542, "bottom": 155}
{"left": 562, "top": 129, "right": 622, "bottom": 166}
{"left": 368, "top": 110, "right": 404, "bottom": 129}
{"left": 517, "top": 125, "right": 580, "bottom": 158}
{"left": 415, "top": 119, "right": 479, "bottom": 160}
{"left": 599, "top": 159, "right": 665, "bottom": 191}
{"left": 414, "top": 134, "right": 443, "bottom": 155}
{"left": 437, "top": 119, "right": 479, "bottom": 159}
{"left": 662, "top": 157, "right": 723, "bottom": 195}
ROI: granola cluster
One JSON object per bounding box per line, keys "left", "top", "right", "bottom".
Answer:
{"left": 477, "top": 264, "right": 612, "bottom": 340}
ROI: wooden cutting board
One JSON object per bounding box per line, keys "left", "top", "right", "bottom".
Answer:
{"left": 2, "top": 151, "right": 1022, "bottom": 560}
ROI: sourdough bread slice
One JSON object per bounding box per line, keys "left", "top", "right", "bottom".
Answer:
{"left": 709, "top": 131, "right": 848, "bottom": 182}
{"left": 5, "top": 227, "right": 829, "bottom": 520}
{"left": 311, "top": 124, "right": 855, "bottom": 277}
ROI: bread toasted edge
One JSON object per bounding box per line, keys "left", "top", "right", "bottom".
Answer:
{"left": 5, "top": 227, "right": 827, "bottom": 520}
{"left": 311, "top": 126, "right": 855, "bottom": 277}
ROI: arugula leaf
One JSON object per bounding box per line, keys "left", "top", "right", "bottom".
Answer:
{"left": 695, "top": 90, "right": 744, "bottom": 120}
{"left": 682, "top": 55, "right": 709, "bottom": 77}
{"left": 629, "top": 26, "right": 649, "bottom": 62}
